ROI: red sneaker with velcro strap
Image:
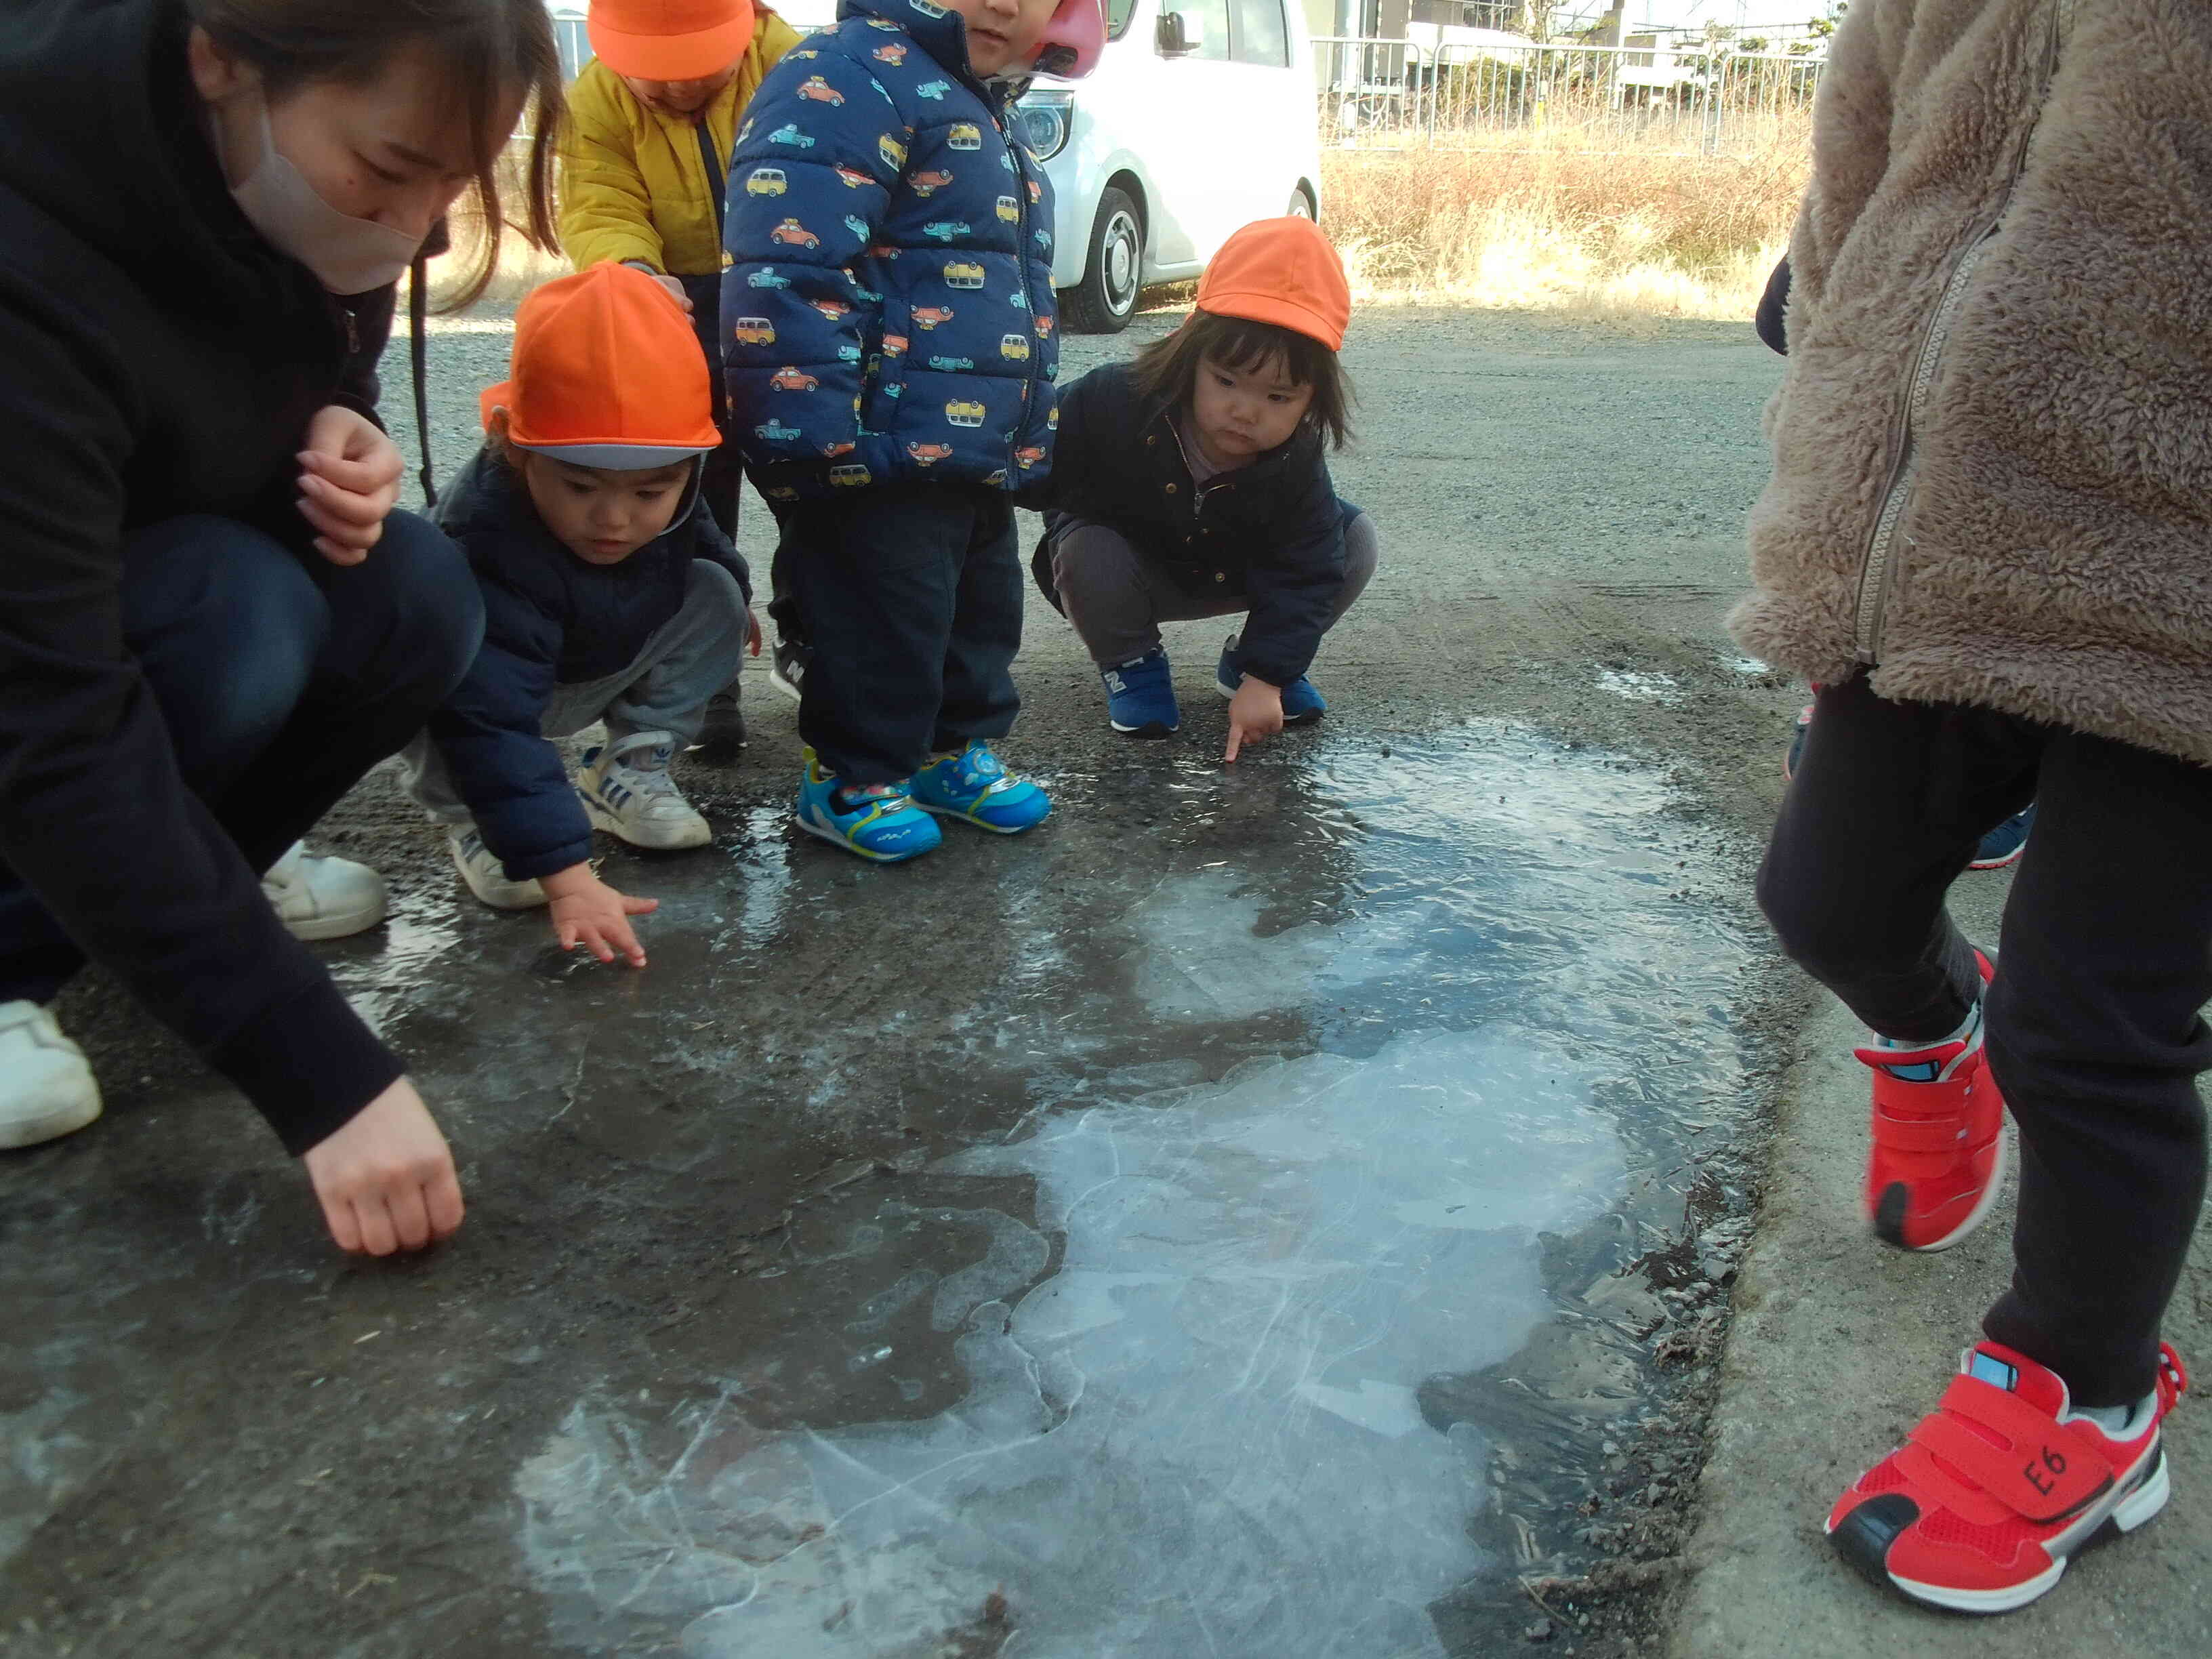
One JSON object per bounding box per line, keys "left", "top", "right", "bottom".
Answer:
{"left": 1827, "top": 1340, "right": 2188, "bottom": 1614}
{"left": 1857, "top": 950, "right": 2005, "bottom": 1251}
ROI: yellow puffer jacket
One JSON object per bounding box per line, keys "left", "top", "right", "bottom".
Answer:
{"left": 557, "top": 12, "right": 804, "bottom": 279}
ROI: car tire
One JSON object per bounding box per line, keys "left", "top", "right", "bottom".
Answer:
{"left": 1288, "top": 184, "right": 1317, "bottom": 221}
{"left": 1062, "top": 186, "right": 1143, "bottom": 335}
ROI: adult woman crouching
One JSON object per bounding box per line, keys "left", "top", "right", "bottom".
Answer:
{"left": 0, "top": 0, "right": 562, "bottom": 1254}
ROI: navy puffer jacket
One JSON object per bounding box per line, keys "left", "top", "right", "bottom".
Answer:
{"left": 720, "top": 0, "right": 1059, "bottom": 501}
{"left": 424, "top": 446, "right": 751, "bottom": 881}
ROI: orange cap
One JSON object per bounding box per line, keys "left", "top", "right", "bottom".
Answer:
{"left": 588, "top": 0, "right": 756, "bottom": 83}
{"left": 1195, "top": 217, "right": 1351, "bottom": 352}
{"left": 480, "top": 263, "right": 721, "bottom": 468}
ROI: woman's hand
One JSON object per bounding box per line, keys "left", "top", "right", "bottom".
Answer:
{"left": 297, "top": 405, "right": 403, "bottom": 566}
{"left": 301, "top": 1076, "right": 464, "bottom": 1255}
{"left": 1225, "top": 676, "right": 1286, "bottom": 763}
{"left": 542, "top": 862, "right": 658, "bottom": 968}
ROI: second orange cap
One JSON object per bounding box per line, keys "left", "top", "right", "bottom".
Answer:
{"left": 1195, "top": 216, "right": 1352, "bottom": 353}
{"left": 480, "top": 263, "right": 722, "bottom": 469}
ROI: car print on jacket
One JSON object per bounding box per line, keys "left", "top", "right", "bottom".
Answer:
{"left": 747, "top": 267, "right": 792, "bottom": 288}
{"left": 720, "top": 0, "right": 1059, "bottom": 499}
{"left": 1033, "top": 313, "right": 1054, "bottom": 337}
{"left": 731, "top": 317, "right": 776, "bottom": 345}
{"left": 1014, "top": 445, "right": 1046, "bottom": 469}
{"left": 745, "top": 167, "right": 787, "bottom": 197}
{"left": 766, "top": 123, "right": 814, "bottom": 148}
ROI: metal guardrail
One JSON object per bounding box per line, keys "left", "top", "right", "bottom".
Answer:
{"left": 1311, "top": 36, "right": 1826, "bottom": 155}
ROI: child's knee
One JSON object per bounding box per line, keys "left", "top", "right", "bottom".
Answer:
{"left": 1049, "top": 523, "right": 1141, "bottom": 602}
{"left": 687, "top": 557, "right": 750, "bottom": 621}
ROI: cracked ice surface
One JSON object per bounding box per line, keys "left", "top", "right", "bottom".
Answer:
{"left": 518, "top": 1033, "right": 1622, "bottom": 1657}
{"left": 514, "top": 731, "right": 1747, "bottom": 1655}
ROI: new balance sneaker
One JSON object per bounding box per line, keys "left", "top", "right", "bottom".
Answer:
{"left": 1102, "top": 649, "right": 1180, "bottom": 737}
{"left": 262, "top": 841, "right": 388, "bottom": 941}
{"left": 911, "top": 741, "right": 1050, "bottom": 834}
{"left": 1860, "top": 951, "right": 2005, "bottom": 1252}
{"left": 1214, "top": 634, "right": 1326, "bottom": 725}
{"left": 795, "top": 752, "right": 941, "bottom": 862}
{"left": 769, "top": 638, "right": 809, "bottom": 704}
{"left": 1828, "top": 1340, "right": 2186, "bottom": 1614}
{"left": 577, "top": 733, "right": 712, "bottom": 851}
{"left": 446, "top": 827, "right": 548, "bottom": 911}
{"left": 0, "top": 1000, "right": 101, "bottom": 1149}
{"left": 1970, "top": 805, "right": 2036, "bottom": 872}
{"left": 691, "top": 685, "right": 747, "bottom": 762}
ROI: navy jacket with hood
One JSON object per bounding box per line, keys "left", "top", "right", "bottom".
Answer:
{"left": 719, "top": 0, "right": 1059, "bottom": 501}
{"left": 1030, "top": 364, "right": 1351, "bottom": 689}
{"left": 424, "top": 446, "right": 751, "bottom": 882}
{"left": 0, "top": 0, "right": 415, "bottom": 1153}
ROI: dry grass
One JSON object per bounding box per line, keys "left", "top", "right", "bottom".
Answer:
{"left": 1319, "top": 123, "right": 1811, "bottom": 319}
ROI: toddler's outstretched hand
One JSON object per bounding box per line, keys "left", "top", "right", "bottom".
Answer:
{"left": 1225, "top": 677, "right": 1286, "bottom": 763}
{"left": 541, "top": 863, "right": 658, "bottom": 968}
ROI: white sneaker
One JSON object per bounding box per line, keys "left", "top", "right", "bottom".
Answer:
{"left": 447, "top": 827, "right": 548, "bottom": 911}
{"left": 262, "top": 840, "right": 388, "bottom": 941}
{"left": 576, "top": 732, "right": 712, "bottom": 851}
{"left": 0, "top": 1000, "right": 102, "bottom": 1149}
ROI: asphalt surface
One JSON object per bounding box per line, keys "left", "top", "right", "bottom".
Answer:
{"left": 15, "top": 303, "right": 2190, "bottom": 1658}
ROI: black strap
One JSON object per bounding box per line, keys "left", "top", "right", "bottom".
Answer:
{"left": 409, "top": 249, "right": 434, "bottom": 508}
{"left": 697, "top": 118, "right": 728, "bottom": 242}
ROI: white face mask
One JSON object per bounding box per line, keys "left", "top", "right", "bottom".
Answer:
{"left": 224, "top": 96, "right": 424, "bottom": 293}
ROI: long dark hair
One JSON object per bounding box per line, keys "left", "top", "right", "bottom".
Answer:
{"left": 1131, "top": 310, "right": 1355, "bottom": 451}
{"left": 184, "top": 0, "right": 565, "bottom": 308}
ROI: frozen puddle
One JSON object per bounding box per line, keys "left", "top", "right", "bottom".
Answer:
{"left": 516, "top": 727, "right": 1753, "bottom": 1656}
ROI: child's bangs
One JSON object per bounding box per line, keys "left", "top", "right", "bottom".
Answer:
{"left": 1200, "top": 315, "right": 1322, "bottom": 387}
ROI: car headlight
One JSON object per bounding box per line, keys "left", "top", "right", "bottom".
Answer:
{"left": 1013, "top": 89, "right": 1073, "bottom": 162}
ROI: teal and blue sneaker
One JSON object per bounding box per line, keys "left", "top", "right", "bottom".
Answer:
{"left": 909, "top": 741, "right": 1050, "bottom": 834}
{"left": 795, "top": 752, "right": 941, "bottom": 862}
{"left": 1216, "top": 633, "right": 1326, "bottom": 725}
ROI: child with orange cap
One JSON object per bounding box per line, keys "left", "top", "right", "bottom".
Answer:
{"left": 401, "top": 264, "right": 756, "bottom": 968}
{"left": 1028, "top": 216, "right": 1378, "bottom": 762}
{"left": 560, "top": 0, "right": 804, "bottom": 736}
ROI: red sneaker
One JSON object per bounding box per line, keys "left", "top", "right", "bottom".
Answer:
{"left": 1828, "top": 1341, "right": 2187, "bottom": 1614}
{"left": 1856, "top": 951, "right": 2005, "bottom": 1251}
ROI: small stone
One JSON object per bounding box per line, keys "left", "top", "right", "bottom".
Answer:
{"left": 1523, "top": 1617, "right": 1554, "bottom": 1643}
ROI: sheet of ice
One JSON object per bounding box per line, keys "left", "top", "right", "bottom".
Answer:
{"left": 517, "top": 1028, "right": 1623, "bottom": 1658}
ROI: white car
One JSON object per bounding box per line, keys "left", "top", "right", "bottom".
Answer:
{"left": 1015, "top": 0, "right": 1323, "bottom": 333}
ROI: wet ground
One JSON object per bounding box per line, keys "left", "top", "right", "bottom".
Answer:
{"left": 1, "top": 308, "right": 1805, "bottom": 1657}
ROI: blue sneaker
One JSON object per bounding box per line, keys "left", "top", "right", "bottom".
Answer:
{"left": 794, "top": 752, "right": 941, "bottom": 862}
{"left": 909, "top": 741, "right": 1050, "bottom": 834}
{"left": 1970, "top": 804, "right": 2034, "bottom": 871}
{"left": 1215, "top": 634, "right": 1326, "bottom": 725}
{"left": 1102, "top": 649, "right": 1179, "bottom": 737}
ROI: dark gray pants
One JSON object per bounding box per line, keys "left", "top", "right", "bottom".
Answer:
{"left": 1046, "top": 508, "right": 1379, "bottom": 669}
{"left": 1757, "top": 673, "right": 2212, "bottom": 1405}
